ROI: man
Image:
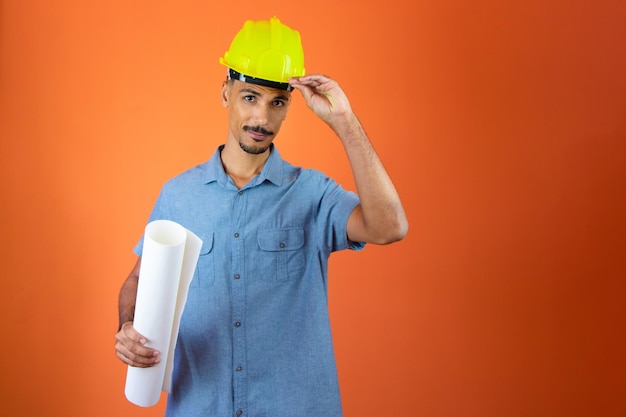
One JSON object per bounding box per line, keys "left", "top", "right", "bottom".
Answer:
{"left": 115, "top": 17, "right": 408, "bottom": 416}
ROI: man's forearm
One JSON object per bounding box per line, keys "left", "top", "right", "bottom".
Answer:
{"left": 332, "top": 113, "right": 408, "bottom": 244}
{"left": 118, "top": 258, "right": 141, "bottom": 330}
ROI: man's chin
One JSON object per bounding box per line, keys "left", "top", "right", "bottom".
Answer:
{"left": 239, "top": 141, "right": 270, "bottom": 155}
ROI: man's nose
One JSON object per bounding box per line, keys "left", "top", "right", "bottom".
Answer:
{"left": 252, "top": 103, "right": 270, "bottom": 125}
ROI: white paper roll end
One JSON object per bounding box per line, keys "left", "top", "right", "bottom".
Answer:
{"left": 124, "top": 366, "right": 162, "bottom": 407}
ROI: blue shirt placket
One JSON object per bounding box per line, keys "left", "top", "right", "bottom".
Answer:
{"left": 231, "top": 187, "right": 248, "bottom": 416}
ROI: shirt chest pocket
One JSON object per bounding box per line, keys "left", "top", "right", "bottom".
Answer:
{"left": 256, "top": 228, "right": 306, "bottom": 282}
{"left": 191, "top": 232, "right": 215, "bottom": 287}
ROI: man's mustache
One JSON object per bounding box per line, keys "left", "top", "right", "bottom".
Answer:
{"left": 244, "top": 125, "right": 274, "bottom": 136}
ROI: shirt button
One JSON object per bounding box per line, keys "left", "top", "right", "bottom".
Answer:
{"left": 234, "top": 273, "right": 240, "bottom": 280}
{"left": 236, "top": 365, "right": 242, "bottom": 372}
{"left": 234, "top": 232, "right": 240, "bottom": 238}
{"left": 236, "top": 410, "right": 243, "bottom": 416}
{"left": 238, "top": 191, "right": 243, "bottom": 196}
{"left": 234, "top": 322, "right": 241, "bottom": 327}
{"left": 279, "top": 242, "right": 286, "bottom": 248}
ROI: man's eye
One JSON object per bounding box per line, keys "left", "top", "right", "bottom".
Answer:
{"left": 244, "top": 96, "right": 255, "bottom": 102}
{"left": 273, "top": 100, "right": 284, "bottom": 107}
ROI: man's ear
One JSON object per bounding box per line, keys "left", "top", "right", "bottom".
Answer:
{"left": 221, "top": 81, "right": 230, "bottom": 107}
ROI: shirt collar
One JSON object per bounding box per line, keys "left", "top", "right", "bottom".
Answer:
{"left": 204, "top": 144, "right": 283, "bottom": 187}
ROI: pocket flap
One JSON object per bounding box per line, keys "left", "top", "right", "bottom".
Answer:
{"left": 257, "top": 228, "right": 304, "bottom": 251}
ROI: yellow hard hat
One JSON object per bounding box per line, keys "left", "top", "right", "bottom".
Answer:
{"left": 219, "top": 17, "right": 305, "bottom": 91}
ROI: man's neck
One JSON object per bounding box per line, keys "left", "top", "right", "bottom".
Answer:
{"left": 220, "top": 142, "right": 271, "bottom": 189}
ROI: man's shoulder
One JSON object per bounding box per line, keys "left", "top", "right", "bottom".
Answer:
{"left": 279, "top": 164, "right": 345, "bottom": 199}
{"left": 161, "top": 160, "right": 211, "bottom": 191}
{"left": 277, "top": 155, "right": 325, "bottom": 181}
{"left": 279, "top": 161, "right": 329, "bottom": 186}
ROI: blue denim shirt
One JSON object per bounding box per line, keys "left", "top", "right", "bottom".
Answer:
{"left": 134, "top": 145, "right": 364, "bottom": 417}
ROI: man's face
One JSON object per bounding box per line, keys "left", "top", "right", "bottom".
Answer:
{"left": 222, "top": 80, "right": 291, "bottom": 155}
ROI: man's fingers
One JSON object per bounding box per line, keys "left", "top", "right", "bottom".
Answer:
{"left": 290, "top": 75, "right": 333, "bottom": 90}
{"left": 115, "top": 323, "right": 160, "bottom": 367}
{"left": 115, "top": 339, "right": 160, "bottom": 367}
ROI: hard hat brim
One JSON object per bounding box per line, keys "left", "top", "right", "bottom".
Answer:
{"left": 228, "top": 68, "right": 294, "bottom": 92}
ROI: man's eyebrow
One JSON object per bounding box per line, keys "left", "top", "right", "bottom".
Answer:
{"left": 240, "top": 88, "right": 261, "bottom": 96}
{"left": 240, "top": 88, "right": 289, "bottom": 101}
{"left": 273, "top": 94, "right": 290, "bottom": 101}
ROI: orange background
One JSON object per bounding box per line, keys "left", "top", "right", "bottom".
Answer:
{"left": 1, "top": 1, "right": 625, "bottom": 416}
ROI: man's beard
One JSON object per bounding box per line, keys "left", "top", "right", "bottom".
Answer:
{"left": 239, "top": 141, "right": 270, "bottom": 155}
{"left": 239, "top": 126, "right": 274, "bottom": 155}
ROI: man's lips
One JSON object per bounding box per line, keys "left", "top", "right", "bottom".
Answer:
{"left": 244, "top": 126, "right": 274, "bottom": 140}
{"left": 248, "top": 130, "right": 265, "bottom": 140}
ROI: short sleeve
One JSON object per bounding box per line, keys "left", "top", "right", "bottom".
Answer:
{"left": 132, "top": 187, "right": 170, "bottom": 256}
{"left": 316, "top": 176, "right": 366, "bottom": 253}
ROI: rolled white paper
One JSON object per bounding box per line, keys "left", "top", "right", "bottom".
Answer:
{"left": 124, "top": 220, "right": 202, "bottom": 407}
